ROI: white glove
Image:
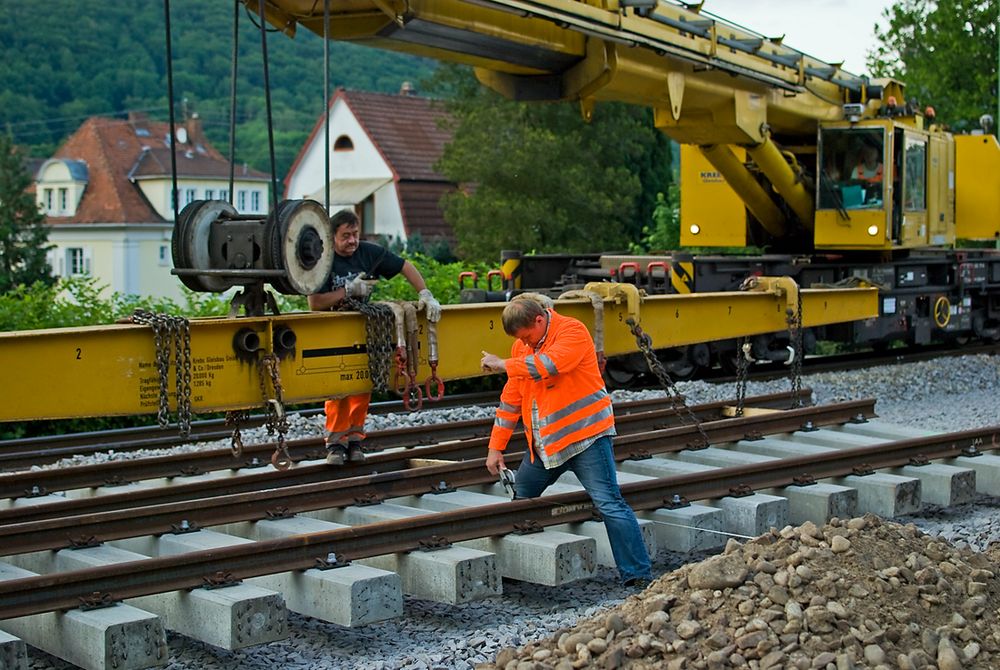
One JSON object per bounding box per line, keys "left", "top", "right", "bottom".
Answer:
{"left": 344, "top": 274, "right": 372, "bottom": 300}
{"left": 418, "top": 288, "right": 442, "bottom": 322}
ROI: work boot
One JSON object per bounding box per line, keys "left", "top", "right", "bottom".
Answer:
{"left": 325, "top": 443, "right": 348, "bottom": 466}
{"left": 347, "top": 441, "right": 365, "bottom": 463}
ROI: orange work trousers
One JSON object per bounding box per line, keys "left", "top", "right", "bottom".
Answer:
{"left": 324, "top": 393, "right": 370, "bottom": 446}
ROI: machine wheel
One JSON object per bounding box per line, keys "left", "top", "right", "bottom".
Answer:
{"left": 604, "top": 360, "right": 638, "bottom": 389}
{"left": 266, "top": 199, "right": 334, "bottom": 295}
{"left": 172, "top": 199, "right": 239, "bottom": 293}
{"left": 657, "top": 346, "right": 699, "bottom": 381}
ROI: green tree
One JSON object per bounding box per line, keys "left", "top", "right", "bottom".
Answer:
{"left": 867, "top": 0, "right": 998, "bottom": 132}
{"left": 0, "top": 134, "right": 53, "bottom": 292}
{"left": 430, "top": 66, "right": 671, "bottom": 260}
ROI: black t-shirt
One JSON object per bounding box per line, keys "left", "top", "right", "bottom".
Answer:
{"left": 318, "top": 241, "right": 405, "bottom": 293}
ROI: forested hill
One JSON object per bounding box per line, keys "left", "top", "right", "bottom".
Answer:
{"left": 0, "top": 1, "right": 436, "bottom": 180}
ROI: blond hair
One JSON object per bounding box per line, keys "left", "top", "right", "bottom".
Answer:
{"left": 501, "top": 293, "right": 552, "bottom": 334}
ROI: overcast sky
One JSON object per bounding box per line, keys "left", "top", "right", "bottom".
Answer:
{"left": 695, "top": 0, "right": 896, "bottom": 77}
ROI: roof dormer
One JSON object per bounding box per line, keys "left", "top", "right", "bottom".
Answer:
{"left": 36, "top": 158, "right": 89, "bottom": 218}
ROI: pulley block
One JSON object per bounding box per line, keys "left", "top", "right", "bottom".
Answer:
{"left": 171, "top": 198, "right": 334, "bottom": 295}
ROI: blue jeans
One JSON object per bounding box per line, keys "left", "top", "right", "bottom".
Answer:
{"left": 513, "top": 435, "right": 652, "bottom": 583}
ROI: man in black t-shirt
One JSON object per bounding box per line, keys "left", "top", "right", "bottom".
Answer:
{"left": 308, "top": 210, "right": 442, "bottom": 465}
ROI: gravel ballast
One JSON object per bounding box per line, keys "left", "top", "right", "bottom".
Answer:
{"left": 24, "top": 353, "right": 1000, "bottom": 670}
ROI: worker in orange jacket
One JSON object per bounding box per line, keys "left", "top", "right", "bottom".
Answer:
{"left": 481, "top": 294, "right": 653, "bottom": 587}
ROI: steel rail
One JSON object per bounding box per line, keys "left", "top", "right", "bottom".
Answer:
{"left": 0, "top": 390, "right": 808, "bottom": 500}
{"left": 0, "top": 390, "right": 504, "bottom": 470}
{"left": 0, "top": 399, "right": 874, "bottom": 555}
{"left": 2, "top": 415, "right": 995, "bottom": 620}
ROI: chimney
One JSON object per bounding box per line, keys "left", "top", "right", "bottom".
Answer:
{"left": 185, "top": 112, "right": 207, "bottom": 149}
{"left": 400, "top": 81, "right": 416, "bottom": 96}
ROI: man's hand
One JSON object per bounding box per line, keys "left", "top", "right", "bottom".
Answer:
{"left": 486, "top": 449, "right": 506, "bottom": 476}
{"left": 480, "top": 351, "right": 506, "bottom": 372}
{"left": 418, "top": 289, "right": 442, "bottom": 322}
{"left": 345, "top": 275, "right": 373, "bottom": 300}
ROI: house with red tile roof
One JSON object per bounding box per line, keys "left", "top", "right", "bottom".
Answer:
{"left": 284, "top": 86, "right": 456, "bottom": 247}
{"left": 35, "top": 112, "right": 269, "bottom": 300}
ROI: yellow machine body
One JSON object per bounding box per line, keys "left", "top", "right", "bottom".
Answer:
{"left": 955, "top": 134, "right": 1000, "bottom": 240}
{"left": 0, "top": 285, "right": 876, "bottom": 422}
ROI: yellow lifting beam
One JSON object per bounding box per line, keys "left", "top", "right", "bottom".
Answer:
{"left": 0, "top": 281, "right": 876, "bottom": 423}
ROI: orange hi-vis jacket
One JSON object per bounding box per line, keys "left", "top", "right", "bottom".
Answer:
{"left": 488, "top": 309, "right": 615, "bottom": 460}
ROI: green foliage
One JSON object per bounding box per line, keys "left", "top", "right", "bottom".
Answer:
{"left": 868, "top": 0, "right": 998, "bottom": 132}
{"left": 370, "top": 254, "right": 494, "bottom": 305}
{"left": 631, "top": 183, "right": 681, "bottom": 253}
{"left": 0, "top": 276, "right": 309, "bottom": 332}
{"left": 429, "top": 66, "right": 671, "bottom": 260}
{"left": 1, "top": 2, "right": 436, "bottom": 178}
{"left": 0, "top": 133, "right": 54, "bottom": 292}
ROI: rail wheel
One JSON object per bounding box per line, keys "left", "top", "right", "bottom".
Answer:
{"left": 265, "top": 199, "right": 334, "bottom": 295}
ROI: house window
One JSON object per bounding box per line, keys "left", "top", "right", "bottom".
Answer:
{"left": 251, "top": 190, "right": 261, "bottom": 212}
{"left": 159, "top": 244, "right": 170, "bottom": 267}
{"left": 44, "top": 189, "right": 53, "bottom": 212}
{"left": 59, "top": 188, "right": 68, "bottom": 213}
{"left": 66, "top": 247, "right": 89, "bottom": 276}
{"left": 334, "top": 135, "right": 354, "bottom": 151}
{"left": 205, "top": 189, "right": 215, "bottom": 201}
{"left": 237, "top": 190, "right": 247, "bottom": 210}
{"left": 185, "top": 188, "right": 196, "bottom": 205}
{"left": 219, "top": 189, "right": 229, "bottom": 203}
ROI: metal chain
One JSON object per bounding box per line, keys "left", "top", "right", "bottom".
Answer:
{"left": 225, "top": 410, "right": 250, "bottom": 457}
{"left": 624, "top": 318, "right": 710, "bottom": 449}
{"left": 130, "top": 309, "right": 193, "bottom": 436}
{"left": 259, "top": 353, "right": 292, "bottom": 469}
{"left": 734, "top": 336, "right": 751, "bottom": 417}
{"left": 788, "top": 291, "right": 805, "bottom": 408}
{"left": 344, "top": 297, "right": 395, "bottom": 394}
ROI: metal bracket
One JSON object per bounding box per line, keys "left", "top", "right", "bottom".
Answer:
{"left": 68, "top": 535, "right": 102, "bottom": 550}
{"left": 201, "top": 571, "right": 241, "bottom": 590}
{"left": 169, "top": 519, "right": 200, "bottom": 535}
{"left": 728, "top": 483, "right": 754, "bottom": 497}
{"left": 791, "top": 474, "right": 817, "bottom": 486}
{"left": 583, "top": 281, "right": 643, "bottom": 325}
{"left": 852, "top": 463, "right": 875, "bottom": 476}
{"left": 265, "top": 506, "right": 294, "bottom": 520}
{"left": 663, "top": 494, "right": 689, "bottom": 509}
{"left": 78, "top": 591, "right": 119, "bottom": 611}
{"left": 628, "top": 450, "right": 652, "bottom": 460}
{"left": 22, "top": 485, "right": 47, "bottom": 498}
{"left": 418, "top": 535, "right": 453, "bottom": 551}
{"left": 353, "top": 492, "right": 384, "bottom": 507}
{"left": 908, "top": 454, "right": 930, "bottom": 466}
{"left": 743, "top": 430, "right": 765, "bottom": 441}
{"left": 512, "top": 520, "right": 544, "bottom": 535}
{"left": 428, "top": 480, "right": 456, "bottom": 495}
{"left": 314, "top": 552, "right": 351, "bottom": 570}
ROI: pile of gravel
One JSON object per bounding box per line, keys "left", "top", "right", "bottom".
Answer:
{"left": 481, "top": 515, "right": 1000, "bottom": 670}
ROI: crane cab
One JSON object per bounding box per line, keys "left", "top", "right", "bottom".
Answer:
{"left": 814, "top": 119, "right": 955, "bottom": 251}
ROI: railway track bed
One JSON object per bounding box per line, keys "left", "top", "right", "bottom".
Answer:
{"left": 3, "top": 382, "right": 1000, "bottom": 670}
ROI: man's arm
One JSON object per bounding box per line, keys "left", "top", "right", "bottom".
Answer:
{"left": 308, "top": 288, "right": 347, "bottom": 312}
{"left": 399, "top": 260, "right": 427, "bottom": 292}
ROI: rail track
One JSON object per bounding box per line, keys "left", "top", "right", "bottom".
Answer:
{"left": 4, "top": 340, "right": 996, "bottom": 473}
{"left": 1, "top": 392, "right": 996, "bottom": 619}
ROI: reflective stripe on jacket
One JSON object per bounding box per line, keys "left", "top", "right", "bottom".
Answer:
{"left": 489, "top": 309, "right": 614, "bottom": 460}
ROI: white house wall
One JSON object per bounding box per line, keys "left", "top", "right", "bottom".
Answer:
{"left": 138, "top": 178, "right": 269, "bottom": 220}
{"left": 374, "top": 183, "right": 406, "bottom": 240}
{"left": 286, "top": 98, "right": 393, "bottom": 203}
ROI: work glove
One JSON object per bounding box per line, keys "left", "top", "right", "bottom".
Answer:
{"left": 418, "top": 288, "right": 442, "bottom": 322}
{"left": 344, "top": 274, "right": 372, "bottom": 300}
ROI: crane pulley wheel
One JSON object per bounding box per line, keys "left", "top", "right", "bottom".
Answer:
{"left": 172, "top": 199, "right": 241, "bottom": 293}
{"left": 265, "top": 199, "right": 335, "bottom": 295}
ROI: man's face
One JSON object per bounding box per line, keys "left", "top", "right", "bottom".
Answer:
{"left": 511, "top": 314, "right": 547, "bottom": 349}
{"left": 333, "top": 222, "right": 360, "bottom": 256}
